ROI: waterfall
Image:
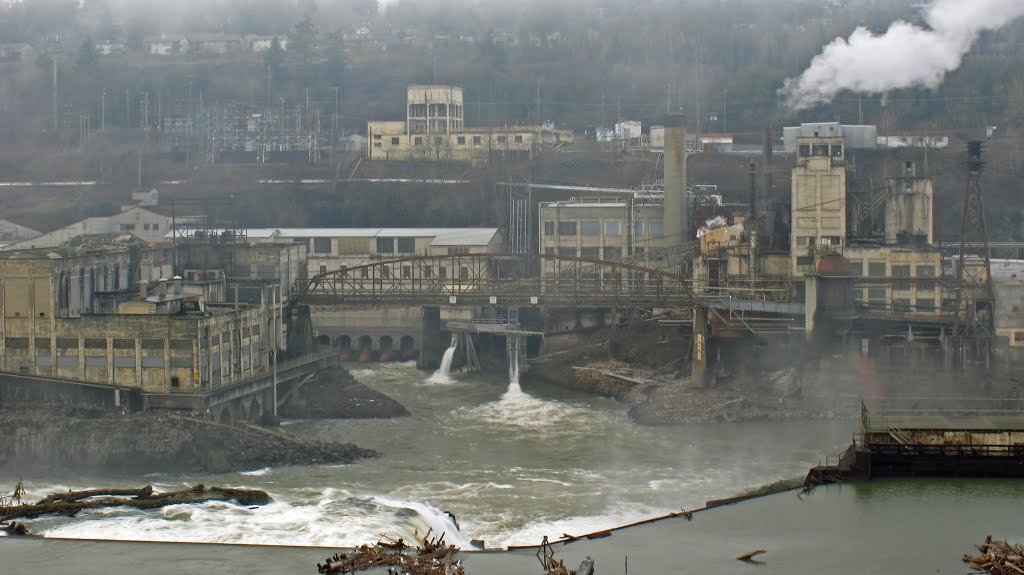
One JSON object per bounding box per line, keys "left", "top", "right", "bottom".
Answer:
{"left": 504, "top": 337, "right": 523, "bottom": 397}
{"left": 427, "top": 336, "right": 458, "bottom": 383}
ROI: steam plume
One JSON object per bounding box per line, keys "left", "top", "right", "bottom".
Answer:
{"left": 781, "top": 0, "right": 1024, "bottom": 111}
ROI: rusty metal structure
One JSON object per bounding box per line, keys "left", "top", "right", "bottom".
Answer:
{"left": 296, "top": 253, "right": 695, "bottom": 310}
{"left": 954, "top": 140, "right": 994, "bottom": 336}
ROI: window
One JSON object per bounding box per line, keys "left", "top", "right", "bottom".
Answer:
{"left": 497, "top": 135, "right": 507, "bottom": 143}
{"left": 604, "top": 246, "right": 623, "bottom": 260}
{"left": 414, "top": 136, "right": 423, "bottom": 145}
{"left": 56, "top": 337, "right": 78, "bottom": 349}
{"left": 381, "top": 266, "right": 391, "bottom": 278}
{"left": 1016, "top": 332, "right": 1024, "bottom": 343}
{"left": 894, "top": 298, "right": 912, "bottom": 312}
{"left": 543, "top": 221, "right": 555, "bottom": 236}
{"left": 434, "top": 136, "right": 443, "bottom": 146}
{"left": 319, "top": 265, "right": 327, "bottom": 274}
{"left": 113, "top": 338, "right": 134, "bottom": 350}
{"left": 459, "top": 266, "right": 469, "bottom": 279}
{"left": 85, "top": 338, "right": 106, "bottom": 349}
{"left": 374, "top": 134, "right": 383, "bottom": 139}
{"left": 439, "top": 266, "right": 447, "bottom": 279}
{"left": 402, "top": 265, "right": 412, "bottom": 279}
{"left": 391, "top": 137, "right": 400, "bottom": 145}
{"left": 35, "top": 337, "right": 51, "bottom": 351}
{"left": 557, "top": 221, "right": 577, "bottom": 235}
{"left": 831, "top": 144, "right": 843, "bottom": 158}
{"left": 457, "top": 136, "right": 466, "bottom": 145}
{"left": 868, "top": 262, "right": 886, "bottom": 277}
{"left": 633, "top": 220, "right": 645, "bottom": 236}
{"left": 376, "top": 237, "right": 395, "bottom": 253}
{"left": 472, "top": 135, "right": 482, "bottom": 145}
{"left": 152, "top": 224, "right": 159, "bottom": 231}
{"left": 892, "top": 265, "right": 911, "bottom": 290}
{"left": 813, "top": 144, "right": 829, "bottom": 156}
{"left": 144, "top": 223, "right": 151, "bottom": 230}
{"left": 580, "top": 220, "right": 600, "bottom": 236}
{"left": 339, "top": 265, "right": 348, "bottom": 277}
{"left": 5, "top": 337, "right": 28, "bottom": 349}
{"left": 120, "top": 224, "right": 136, "bottom": 231}
{"left": 360, "top": 267, "right": 369, "bottom": 279}
{"left": 142, "top": 338, "right": 163, "bottom": 350}
{"left": 397, "top": 237, "right": 416, "bottom": 253}
{"left": 917, "top": 265, "right": 935, "bottom": 292}
{"left": 581, "top": 247, "right": 600, "bottom": 258}
{"left": 916, "top": 298, "right": 936, "bottom": 311}
{"left": 558, "top": 247, "right": 577, "bottom": 257}
{"left": 514, "top": 135, "right": 523, "bottom": 143}
{"left": 796, "top": 236, "right": 811, "bottom": 247}
{"left": 374, "top": 142, "right": 383, "bottom": 149}
{"left": 867, "top": 288, "right": 886, "bottom": 308}
{"left": 313, "top": 237, "right": 332, "bottom": 254}
{"left": 648, "top": 219, "right": 664, "bottom": 236}
{"left": 604, "top": 220, "right": 621, "bottom": 235}
{"left": 796, "top": 255, "right": 814, "bottom": 265}
{"left": 447, "top": 247, "right": 470, "bottom": 255}
{"left": 544, "top": 247, "right": 554, "bottom": 255}
{"left": 798, "top": 144, "right": 811, "bottom": 157}
{"left": 170, "top": 376, "right": 180, "bottom": 388}
{"left": 424, "top": 265, "right": 433, "bottom": 278}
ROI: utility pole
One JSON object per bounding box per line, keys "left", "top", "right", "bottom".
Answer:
{"left": 101, "top": 88, "right": 106, "bottom": 132}
{"left": 722, "top": 89, "right": 727, "bottom": 133}
{"left": 48, "top": 37, "right": 62, "bottom": 134}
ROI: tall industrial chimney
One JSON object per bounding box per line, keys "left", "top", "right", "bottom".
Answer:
{"left": 663, "top": 113, "right": 689, "bottom": 250}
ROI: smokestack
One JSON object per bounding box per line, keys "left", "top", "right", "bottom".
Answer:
{"left": 158, "top": 278, "right": 168, "bottom": 298}
{"left": 172, "top": 275, "right": 183, "bottom": 294}
{"left": 663, "top": 113, "right": 688, "bottom": 250}
{"left": 138, "top": 280, "right": 148, "bottom": 299}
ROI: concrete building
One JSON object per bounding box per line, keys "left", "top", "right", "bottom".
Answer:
{"left": 0, "top": 243, "right": 273, "bottom": 396}
{"left": 538, "top": 196, "right": 670, "bottom": 272}
{"left": 791, "top": 136, "right": 847, "bottom": 275}
{"left": 366, "top": 84, "right": 571, "bottom": 161}
{"left": 2, "top": 207, "right": 171, "bottom": 251}
{"left": 0, "top": 220, "right": 41, "bottom": 250}
{"left": 884, "top": 161, "right": 934, "bottom": 246}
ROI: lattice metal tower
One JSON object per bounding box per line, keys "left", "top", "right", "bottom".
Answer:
{"left": 953, "top": 140, "right": 994, "bottom": 336}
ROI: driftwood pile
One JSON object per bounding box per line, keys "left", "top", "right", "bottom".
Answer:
{"left": 316, "top": 529, "right": 464, "bottom": 575}
{"left": 536, "top": 536, "right": 595, "bottom": 575}
{"left": 0, "top": 483, "right": 272, "bottom": 522}
{"left": 963, "top": 535, "right": 1024, "bottom": 574}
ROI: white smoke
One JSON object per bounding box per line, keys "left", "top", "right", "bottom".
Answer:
{"left": 781, "top": 0, "right": 1024, "bottom": 111}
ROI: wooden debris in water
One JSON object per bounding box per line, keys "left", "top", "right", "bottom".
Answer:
{"left": 535, "top": 536, "right": 594, "bottom": 575}
{"left": 316, "top": 529, "right": 464, "bottom": 575}
{"left": 0, "top": 483, "right": 272, "bottom": 522}
{"left": 736, "top": 549, "right": 767, "bottom": 561}
{"left": 963, "top": 535, "right": 1024, "bottom": 574}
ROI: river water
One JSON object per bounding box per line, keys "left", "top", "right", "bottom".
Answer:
{"left": 3, "top": 362, "right": 855, "bottom": 548}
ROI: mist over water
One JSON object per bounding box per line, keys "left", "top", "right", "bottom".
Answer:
{"left": 4, "top": 363, "right": 852, "bottom": 548}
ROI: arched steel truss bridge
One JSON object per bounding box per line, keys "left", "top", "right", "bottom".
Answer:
{"left": 296, "top": 253, "right": 697, "bottom": 310}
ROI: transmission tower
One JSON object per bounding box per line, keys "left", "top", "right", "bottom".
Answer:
{"left": 953, "top": 140, "right": 994, "bottom": 337}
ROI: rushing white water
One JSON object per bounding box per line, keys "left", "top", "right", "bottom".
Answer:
{"left": 5, "top": 362, "right": 855, "bottom": 549}
{"left": 427, "top": 337, "right": 458, "bottom": 384}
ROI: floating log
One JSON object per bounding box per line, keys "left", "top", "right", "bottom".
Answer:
{"left": 1, "top": 484, "right": 272, "bottom": 521}
{"left": 737, "top": 549, "right": 767, "bottom": 561}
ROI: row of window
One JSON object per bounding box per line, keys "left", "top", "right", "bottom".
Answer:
{"left": 6, "top": 337, "right": 204, "bottom": 351}
{"left": 309, "top": 237, "right": 420, "bottom": 255}
{"left": 373, "top": 134, "right": 525, "bottom": 147}
{"left": 119, "top": 223, "right": 159, "bottom": 231}
{"left": 317, "top": 264, "right": 474, "bottom": 280}
{"left": 543, "top": 219, "right": 665, "bottom": 237}
{"left": 544, "top": 246, "right": 631, "bottom": 260}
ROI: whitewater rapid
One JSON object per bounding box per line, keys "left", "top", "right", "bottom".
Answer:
{"left": 3, "top": 362, "right": 853, "bottom": 548}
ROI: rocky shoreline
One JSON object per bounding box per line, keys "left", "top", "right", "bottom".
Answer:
{"left": 0, "top": 366, "right": 413, "bottom": 475}
{"left": 0, "top": 401, "right": 380, "bottom": 475}
{"left": 527, "top": 327, "right": 861, "bottom": 425}
{"left": 279, "top": 367, "right": 410, "bottom": 419}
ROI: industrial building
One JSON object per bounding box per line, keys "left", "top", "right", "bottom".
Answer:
{"left": 0, "top": 230, "right": 312, "bottom": 419}
{"left": 1, "top": 206, "right": 172, "bottom": 251}
{"left": 366, "top": 84, "right": 572, "bottom": 161}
